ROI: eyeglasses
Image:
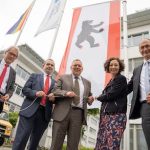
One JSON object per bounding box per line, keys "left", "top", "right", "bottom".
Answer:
{"left": 8, "top": 52, "right": 18, "bottom": 58}
{"left": 73, "top": 64, "right": 82, "bottom": 67}
{"left": 140, "top": 44, "right": 150, "bottom": 50}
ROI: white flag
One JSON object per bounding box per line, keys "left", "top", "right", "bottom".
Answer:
{"left": 58, "top": 1, "right": 121, "bottom": 108}
{"left": 35, "top": 0, "right": 66, "bottom": 36}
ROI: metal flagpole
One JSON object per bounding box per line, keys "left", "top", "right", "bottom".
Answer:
{"left": 14, "top": 0, "right": 37, "bottom": 46}
{"left": 122, "top": 0, "right": 130, "bottom": 150}
{"left": 48, "top": 0, "right": 68, "bottom": 58}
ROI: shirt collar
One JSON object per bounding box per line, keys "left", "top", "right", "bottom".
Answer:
{"left": 72, "top": 74, "right": 81, "bottom": 80}
{"left": 43, "top": 72, "right": 51, "bottom": 77}
{"left": 144, "top": 59, "right": 150, "bottom": 65}
{"left": 1, "top": 59, "right": 9, "bottom": 67}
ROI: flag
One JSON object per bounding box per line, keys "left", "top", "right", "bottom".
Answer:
{"left": 35, "top": 0, "right": 66, "bottom": 36}
{"left": 58, "top": 1, "right": 120, "bottom": 102}
{"left": 6, "top": 1, "right": 34, "bottom": 34}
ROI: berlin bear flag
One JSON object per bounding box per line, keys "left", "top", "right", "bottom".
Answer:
{"left": 59, "top": 1, "right": 120, "bottom": 102}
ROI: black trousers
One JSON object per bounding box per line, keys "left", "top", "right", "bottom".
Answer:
{"left": 141, "top": 102, "right": 150, "bottom": 150}
{"left": 12, "top": 106, "right": 49, "bottom": 150}
{"left": 0, "top": 101, "right": 4, "bottom": 113}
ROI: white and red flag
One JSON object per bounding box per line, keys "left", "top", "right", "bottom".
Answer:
{"left": 58, "top": 1, "right": 120, "bottom": 105}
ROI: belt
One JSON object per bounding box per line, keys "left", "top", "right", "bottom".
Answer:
{"left": 72, "top": 107, "right": 83, "bottom": 111}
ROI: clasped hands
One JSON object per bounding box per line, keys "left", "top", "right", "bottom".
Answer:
{"left": 36, "top": 91, "right": 55, "bottom": 102}
{"left": 66, "top": 91, "right": 94, "bottom": 105}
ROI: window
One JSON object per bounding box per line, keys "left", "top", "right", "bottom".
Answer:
{"left": 88, "top": 137, "right": 95, "bottom": 145}
{"left": 16, "top": 65, "right": 30, "bottom": 81}
{"left": 121, "top": 31, "right": 149, "bottom": 48}
{"left": 14, "top": 84, "right": 24, "bottom": 97}
{"left": 89, "top": 127, "right": 96, "bottom": 135}
{"left": 91, "top": 118, "right": 97, "bottom": 126}
{"left": 129, "top": 124, "right": 147, "bottom": 150}
{"left": 128, "top": 58, "right": 143, "bottom": 73}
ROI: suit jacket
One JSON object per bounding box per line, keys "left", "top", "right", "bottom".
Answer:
{"left": 128, "top": 64, "right": 143, "bottom": 119}
{"left": 52, "top": 74, "right": 92, "bottom": 125}
{"left": 20, "top": 73, "right": 55, "bottom": 122}
{"left": 0, "top": 64, "right": 16, "bottom": 113}
{"left": 97, "top": 74, "right": 127, "bottom": 114}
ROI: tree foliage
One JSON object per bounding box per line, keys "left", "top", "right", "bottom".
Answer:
{"left": 9, "top": 112, "right": 19, "bottom": 127}
{"left": 87, "top": 108, "right": 99, "bottom": 116}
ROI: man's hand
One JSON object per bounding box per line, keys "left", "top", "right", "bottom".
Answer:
{"left": 36, "top": 91, "right": 45, "bottom": 97}
{"left": 1, "top": 94, "right": 9, "bottom": 101}
{"left": 66, "top": 91, "right": 76, "bottom": 98}
{"left": 146, "top": 93, "right": 150, "bottom": 104}
{"left": 47, "top": 93, "right": 55, "bottom": 102}
{"left": 87, "top": 96, "right": 94, "bottom": 105}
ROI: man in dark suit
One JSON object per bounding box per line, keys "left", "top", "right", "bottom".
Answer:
{"left": 128, "top": 39, "right": 150, "bottom": 149}
{"left": 12, "top": 59, "right": 55, "bottom": 150}
{"left": 50, "top": 59, "right": 94, "bottom": 150}
{"left": 0, "top": 46, "right": 19, "bottom": 113}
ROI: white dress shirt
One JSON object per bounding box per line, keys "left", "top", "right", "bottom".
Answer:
{"left": 0, "top": 59, "right": 10, "bottom": 94}
{"left": 140, "top": 60, "right": 150, "bottom": 102}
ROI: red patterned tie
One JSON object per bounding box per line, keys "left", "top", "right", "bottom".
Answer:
{"left": 40, "top": 75, "right": 50, "bottom": 106}
{"left": 0, "top": 64, "right": 8, "bottom": 88}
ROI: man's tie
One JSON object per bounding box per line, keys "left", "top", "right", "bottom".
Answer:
{"left": 40, "top": 75, "right": 50, "bottom": 106}
{"left": 0, "top": 64, "right": 8, "bottom": 88}
{"left": 73, "top": 77, "right": 80, "bottom": 105}
{"left": 145, "top": 61, "right": 150, "bottom": 95}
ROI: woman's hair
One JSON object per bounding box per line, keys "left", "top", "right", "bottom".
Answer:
{"left": 104, "top": 57, "right": 125, "bottom": 73}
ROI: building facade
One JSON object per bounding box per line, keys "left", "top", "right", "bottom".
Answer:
{"left": 1, "top": 8, "right": 150, "bottom": 150}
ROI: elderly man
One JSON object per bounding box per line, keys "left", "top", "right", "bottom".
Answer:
{"left": 128, "top": 39, "right": 150, "bottom": 149}
{"left": 50, "top": 59, "right": 94, "bottom": 150}
{"left": 12, "top": 59, "right": 55, "bottom": 150}
{"left": 0, "top": 46, "right": 19, "bottom": 113}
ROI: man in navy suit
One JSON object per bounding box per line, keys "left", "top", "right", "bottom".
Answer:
{"left": 0, "top": 46, "right": 19, "bottom": 113}
{"left": 12, "top": 59, "right": 55, "bottom": 150}
{"left": 128, "top": 39, "right": 150, "bottom": 149}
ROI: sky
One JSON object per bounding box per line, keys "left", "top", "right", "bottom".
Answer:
{"left": 0, "top": 0, "right": 150, "bottom": 70}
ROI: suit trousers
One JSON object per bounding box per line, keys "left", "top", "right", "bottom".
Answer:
{"left": 50, "top": 107, "right": 83, "bottom": 150}
{"left": 12, "top": 106, "right": 49, "bottom": 150}
{"left": 141, "top": 102, "right": 150, "bottom": 150}
{"left": 0, "top": 101, "right": 4, "bottom": 113}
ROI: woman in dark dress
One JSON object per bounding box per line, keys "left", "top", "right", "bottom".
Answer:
{"left": 95, "top": 57, "right": 127, "bottom": 150}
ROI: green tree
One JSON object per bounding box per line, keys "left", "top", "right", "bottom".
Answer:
{"left": 87, "top": 108, "right": 99, "bottom": 116}
{"left": 9, "top": 112, "right": 19, "bottom": 127}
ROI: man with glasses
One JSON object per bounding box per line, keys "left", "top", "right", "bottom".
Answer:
{"left": 50, "top": 59, "right": 94, "bottom": 150}
{"left": 0, "top": 46, "right": 19, "bottom": 113}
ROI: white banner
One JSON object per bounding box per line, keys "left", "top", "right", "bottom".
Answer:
{"left": 35, "top": 0, "right": 66, "bottom": 36}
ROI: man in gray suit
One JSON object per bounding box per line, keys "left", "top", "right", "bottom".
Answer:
{"left": 128, "top": 39, "right": 150, "bottom": 149}
{"left": 12, "top": 59, "right": 55, "bottom": 150}
{"left": 50, "top": 59, "right": 94, "bottom": 150}
{"left": 0, "top": 46, "right": 19, "bottom": 113}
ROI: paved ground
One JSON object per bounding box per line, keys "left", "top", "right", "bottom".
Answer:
{"left": 0, "top": 147, "right": 11, "bottom": 150}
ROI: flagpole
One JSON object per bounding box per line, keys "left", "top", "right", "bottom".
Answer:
{"left": 48, "top": 0, "right": 68, "bottom": 58}
{"left": 14, "top": 0, "right": 37, "bottom": 46}
{"left": 122, "top": 0, "right": 130, "bottom": 150}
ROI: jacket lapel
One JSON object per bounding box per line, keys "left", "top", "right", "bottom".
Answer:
{"left": 81, "top": 77, "right": 86, "bottom": 98}
{"left": 6, "top": 67, "right": 13, "bottom": 92}
{"left": 39, "top": 74, "right": 44, "bottom": 90}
